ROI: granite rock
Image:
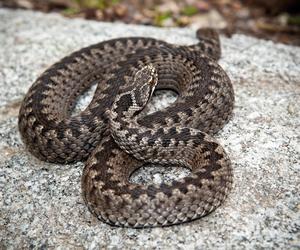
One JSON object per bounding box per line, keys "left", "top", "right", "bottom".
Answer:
{"left": 0, "top": 8, "right": 299, "bottom": 249}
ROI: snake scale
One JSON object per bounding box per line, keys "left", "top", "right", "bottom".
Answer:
{"left": 18, "top": 28, "right": 234, "bottom": 228}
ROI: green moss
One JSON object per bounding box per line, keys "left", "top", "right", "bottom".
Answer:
{"left": 111, "top": 0, "right": 120, "bottom": 4}
{"left": 154, "top": 11, "right": 172, "bottom": 26}
{"left": 62, "top": 7, "right": 79, "bottom": 15}
{"left": 181, "top": 5, "right": 198, "bottom": 16}
{"left": 288, "top": 15, "right": 300, "bottom": 26}
{"left": 72, "top": 0, "right": 121, "bottom": 10}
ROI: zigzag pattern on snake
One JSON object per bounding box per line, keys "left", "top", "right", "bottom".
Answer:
{"left": 18, "top": 28, "right": 234, "bottom": 228}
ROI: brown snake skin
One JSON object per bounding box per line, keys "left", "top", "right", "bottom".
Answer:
{"left": 18, "top": 28, "right": 234, "bottom": 228}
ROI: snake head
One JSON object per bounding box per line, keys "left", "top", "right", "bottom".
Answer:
{"left": 133, "top": 65, "right": 158, "bottom": 108}
{"left": 110, "top": 65, "right": 158, "bottom": 124}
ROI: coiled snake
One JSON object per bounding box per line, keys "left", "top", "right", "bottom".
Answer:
{"left": 18, "top": 28, "right": 234, "bottom": 228}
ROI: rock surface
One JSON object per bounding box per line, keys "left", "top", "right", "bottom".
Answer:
{"left": 0, "top": 8, "right": 299, "bottom": 249}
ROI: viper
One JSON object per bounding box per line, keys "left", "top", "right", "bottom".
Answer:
{"left": 19, "top": 28, "right": 234, "bottom": 228}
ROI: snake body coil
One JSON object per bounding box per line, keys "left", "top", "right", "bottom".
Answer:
{"left": 19, "top": 28, "right": 234, "bottom": 228}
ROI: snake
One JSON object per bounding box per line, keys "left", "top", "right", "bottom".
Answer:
{"left": 18, "top": 28, "right": 234, "bottom": 228}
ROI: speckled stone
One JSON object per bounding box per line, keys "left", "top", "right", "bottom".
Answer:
{"left": 0, "top": 8, "right": 299, "bottom": 249}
